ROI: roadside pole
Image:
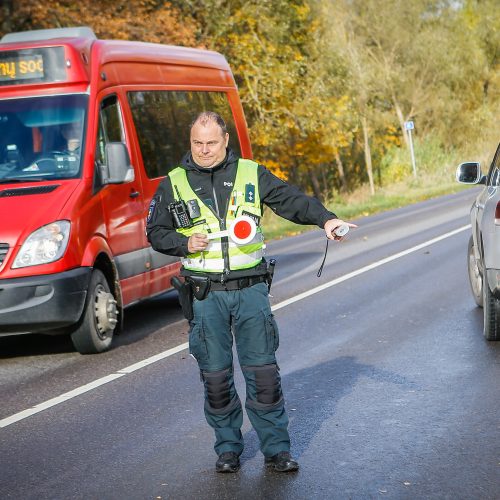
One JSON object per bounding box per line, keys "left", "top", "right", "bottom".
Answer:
{"left": 405, "top": 120, "right": 417, "bottom": 178}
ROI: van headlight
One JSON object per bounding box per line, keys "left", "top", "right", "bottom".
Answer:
{"left": 13, "top": 221, "right": 71, "bottom": 268}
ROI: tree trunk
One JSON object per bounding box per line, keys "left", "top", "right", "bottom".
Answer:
{"left": 308, "top": 167, "right": 323, "bottom": 202}
{"left": 335, "top": 151, "right": 348, "bottom": 192}
{"left": 320, "top": 165, "right": 329, "bottom": 201}
{"left": 361, "top": 116, "right": 375, "bottom": 195}
{"left": 394, "top": 98, "right": 409, "bottom": 148}
{"left": 287, "top": 134, "right": 301, "bottom": 186}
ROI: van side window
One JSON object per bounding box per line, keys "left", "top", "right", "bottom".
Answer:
{"left": 94, "top": 95, "right": 125, "bottom": 189}
{"left": 128, "top": 91, "right": 241, "bottom": 179}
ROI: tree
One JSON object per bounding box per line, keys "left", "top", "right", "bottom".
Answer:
{"left": 0, "top": 0, "right": 199, "bottom": 46}
{"left": 323, "top": 0, "right": 493, "bottom": 186}
{"left": 3, "top": 0, "right": 498, "bottom": 195}
{"left": 179, "top": 0, "right": 355, "bottom": 199}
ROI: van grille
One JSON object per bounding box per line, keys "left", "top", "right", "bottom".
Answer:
{"left": 0, "top": 243, "right": 8, "bottom": 265}
{"left": 0, "top": 185, "right": 59, "bottom": 197}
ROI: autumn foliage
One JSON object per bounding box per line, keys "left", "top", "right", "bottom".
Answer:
{"left": 1, "top": 0, "right": 499, "bottom": 199}
{"left": 1, "top": 1, "right": 199, "bottom": 46}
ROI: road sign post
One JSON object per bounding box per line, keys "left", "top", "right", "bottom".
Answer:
{"left": 405, "top": 120, "right": 417, "bottom": 178}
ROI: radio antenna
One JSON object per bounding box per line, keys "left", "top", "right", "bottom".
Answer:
{"left": 174, "top": 185, "right": 183, "bottom": 201}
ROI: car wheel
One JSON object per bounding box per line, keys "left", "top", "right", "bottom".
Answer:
{"left": 70, "top": 269, "right": 118, "bottom": 353}
{"left": 482, "top": 278, "right": 500, "bottom": 341}
{"left": 467, "top": 236, "right": 483, "bottom": 307}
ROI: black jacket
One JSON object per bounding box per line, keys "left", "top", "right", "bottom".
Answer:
{"left": 146, "top": 149, "right": 337, "bottom": 278}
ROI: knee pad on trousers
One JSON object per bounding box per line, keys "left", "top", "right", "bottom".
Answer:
{"left": 202, "top": 368, "right": 232, "bottom": 411}
{"left": 243, "top": 363, "right": 283, "bottom": 410}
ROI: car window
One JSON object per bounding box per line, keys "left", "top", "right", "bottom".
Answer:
{"left": 490, "top": 168, "right": 500, "bottom": 187}
{"left": 127, "top": 90, "right": 240, "bottom": 179}
{"left": 487, "top": 144, "right": 500, "bottom": 187}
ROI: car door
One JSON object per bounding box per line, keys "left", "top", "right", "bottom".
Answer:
{"left": 479, "top": 144, "right": 500, "bottom": 270}
{"left": 95, "top": 93, "right": 146, "bottom": 305}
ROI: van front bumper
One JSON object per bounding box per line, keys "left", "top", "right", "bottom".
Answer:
{"left": 0, "top": 268, "right": 91, "bottom": 334}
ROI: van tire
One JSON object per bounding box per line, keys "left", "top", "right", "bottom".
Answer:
{"left": 70, "top": 269, "right": 118, "bottom": 354}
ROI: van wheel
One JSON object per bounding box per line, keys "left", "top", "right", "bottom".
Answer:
{"left": 70, "top": 269, "right": 118, "bottom": 354}
{"left": 467, "top": 236, "right": 483, "bottom": 307}
{"left": 482, "top": 279, "right": 500, "bottom": 341}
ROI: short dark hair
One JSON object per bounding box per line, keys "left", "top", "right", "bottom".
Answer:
{"left": 190, "top": 111, "right": 227, "bottom": 136}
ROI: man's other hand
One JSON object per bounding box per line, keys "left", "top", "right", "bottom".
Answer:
{"left": 324, "top": 219, "right": 358, "bottom": 241}
{"left": 188, "top": 233, "right": 209, "bottom": 253}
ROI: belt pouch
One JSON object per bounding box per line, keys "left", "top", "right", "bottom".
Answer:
{"left": 187, "top": 276, "right": 211, "bottom": 301}
{"left": 171, "top": 276, "right": 194, "bottom": 320}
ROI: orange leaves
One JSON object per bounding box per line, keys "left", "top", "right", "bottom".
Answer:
{"left": 7, "top": 0, "right": 199, "bottom": 47}
{"left": 257, "top": 159, "right": 289, "bottom": 181}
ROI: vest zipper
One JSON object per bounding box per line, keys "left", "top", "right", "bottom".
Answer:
{"left": 211, "top": 171, "right": 231, "bottom": 280}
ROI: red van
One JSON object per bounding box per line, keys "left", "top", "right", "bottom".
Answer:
{"left": 0, "top": 27, "right": 252, "bottom": 353}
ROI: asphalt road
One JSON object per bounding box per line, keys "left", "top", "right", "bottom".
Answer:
{"left": 1, "top": 188, "right": 499, "bottom": 500}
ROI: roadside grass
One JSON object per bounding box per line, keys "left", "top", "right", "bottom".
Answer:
{"left": 262, "top": 177, "right": 470, "bottom": 240}
{"left": 262, "top": 134, "right": 495, "bottom": 241}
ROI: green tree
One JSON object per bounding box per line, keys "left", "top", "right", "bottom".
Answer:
{"left": 323, "top": 0, "right": 495, "bottom": 186}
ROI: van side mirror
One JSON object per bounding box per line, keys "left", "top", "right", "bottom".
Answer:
{"left": 456, "top": 162, "right": 485, "bottom": 185}
{"left": 102, "top": 142, "right": 135, "bottom": 184}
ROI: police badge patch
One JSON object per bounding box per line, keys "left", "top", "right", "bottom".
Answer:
{"left": 147, "top": 197, "right": 157, "bottom": 224}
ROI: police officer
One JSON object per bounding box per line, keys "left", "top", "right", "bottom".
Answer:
{"left": 147, "top": 111, "right": 355, "bottom": 473}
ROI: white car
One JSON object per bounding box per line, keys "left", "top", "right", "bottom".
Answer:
{"left": 456, "top": 143, "right": 500, "bottom": 341}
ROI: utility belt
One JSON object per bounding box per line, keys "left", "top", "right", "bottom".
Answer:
{"left": 171, "top": 259, "right": 276, "bottom": 321}
{"left": 207, "top": 275, "right": 267, "bottom": 291}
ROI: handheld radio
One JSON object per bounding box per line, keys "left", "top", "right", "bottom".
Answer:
{"left": 168, "top": 186, "right": 196, "bottom": 229}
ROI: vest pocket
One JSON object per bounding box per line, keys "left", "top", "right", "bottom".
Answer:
{"left": 189, "top": 320, "right": 208, "bottom": 362}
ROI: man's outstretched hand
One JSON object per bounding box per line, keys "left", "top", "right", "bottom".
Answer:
{"left": 324, "top": 219, "right": 358, "bottom": 241}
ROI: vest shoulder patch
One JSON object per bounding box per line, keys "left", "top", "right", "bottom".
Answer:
{"left": 147, "top": 197, "right": 158, "bottom": 224}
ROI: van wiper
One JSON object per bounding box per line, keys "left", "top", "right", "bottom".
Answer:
{"left": 0, "top": 178, "right": 46, "bottom": 184}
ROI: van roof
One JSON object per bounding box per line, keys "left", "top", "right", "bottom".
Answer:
{"left": 0, "top": 27, "right": 97, "bottom": 44}
{"left": 95, "top": 40, "right": 230, "bottom": 71}
{"left": 0, "top": 26, "right": 230, "bottom": 72}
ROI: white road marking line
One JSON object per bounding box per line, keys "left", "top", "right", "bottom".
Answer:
{"left": 0, "top": 224, "right": 470, "bottom": 429}
{"left": 0, "top": 343, "right": 188, "bottom": 428}
{"left": 273, "top": 224, "right": 471, "bottom": 311}
{"left": 116, "top": 342, "right": 188, "bottom": 374}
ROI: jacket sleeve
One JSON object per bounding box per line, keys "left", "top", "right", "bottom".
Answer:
{"left": 258, "top": 165, "right": 337, "bottom": 228}
{"left": 146, "top": 177, "right": 190, "bottom": 257}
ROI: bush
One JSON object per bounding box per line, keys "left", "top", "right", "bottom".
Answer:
{"left": 379, "top": 137, "right": 460, "bottom": 186}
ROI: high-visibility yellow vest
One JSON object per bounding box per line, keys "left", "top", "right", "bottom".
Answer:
{"left": 168, "top": 159, "right": 264, "bottom": 273}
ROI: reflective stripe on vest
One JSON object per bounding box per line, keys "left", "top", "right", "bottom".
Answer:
{"left": 168, "top": 159, "right": 264, "bottom": 273}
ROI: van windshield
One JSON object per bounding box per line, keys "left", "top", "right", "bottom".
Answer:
{"left": 0, "top": 94, "right": 87, "bottom": 182}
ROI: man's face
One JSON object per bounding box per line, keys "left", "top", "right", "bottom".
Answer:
{"left": 190, "top": 120, "right": 229, "bottom": 168}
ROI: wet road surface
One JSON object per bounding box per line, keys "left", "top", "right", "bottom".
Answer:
{"left": 1, "top": 189, "right": 499, "bottom": 499}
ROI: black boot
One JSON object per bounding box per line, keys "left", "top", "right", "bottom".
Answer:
{"left": 265, "top": 451, "right": 299, "bottom": 472}
{"left": 215, "top": 452, "right": 240, "bottom": 473}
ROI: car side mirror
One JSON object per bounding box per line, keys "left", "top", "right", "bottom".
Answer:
{"left": 102, "top": 142, "right": 135, "bottom": 184}
{"left": 456, "top": 162, "right": 485, "bottom": 185}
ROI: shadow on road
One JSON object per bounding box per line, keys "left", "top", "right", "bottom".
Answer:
{"left": 0, "top": 333, "right": 75, "bottom": 358}
{"left": 240, "top": 355, "right": 419, "bottom": 463}
{"left": 112, "top": 289, "right": 183, "bottom": 348}
{"left": 0, "top": 290, "right": 183, "bottom": 358}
